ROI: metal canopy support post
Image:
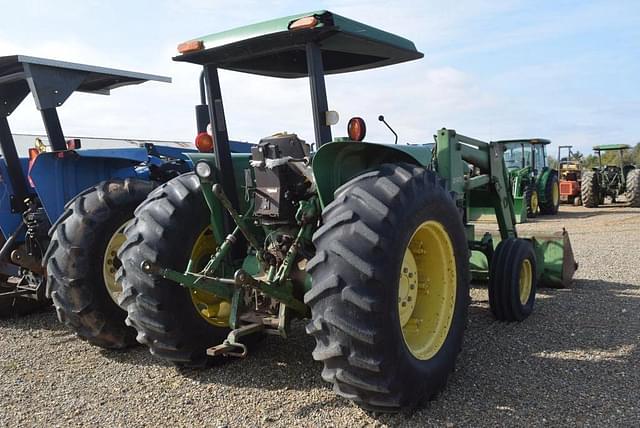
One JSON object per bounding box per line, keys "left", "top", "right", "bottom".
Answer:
{"left": 305, "top": 43, "right": 332, "bottom": 147}
{"left": 203, "top": 65, "right": 238, "bottom": 210}
{"left": 40, "top": 108, "right": 67, "bottom": 151}
{"left": 195, "top": 71, "right": 210, "bottom": 133}
{"left": 202, "top": 64, "right": 246, "bottom": 259}
{"left": 0, "top": 116, "right": 30, "bottom": 211}
{"left": 531, "top": 144, "right": 537, "bottom": 172}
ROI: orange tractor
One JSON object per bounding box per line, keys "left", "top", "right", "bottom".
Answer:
{"left": 558, "top": 146, "right": 582, "bottom": 205}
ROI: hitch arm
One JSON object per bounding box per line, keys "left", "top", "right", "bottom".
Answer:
{"left": 140, "top": 260, "right": 235, "bottom": 301}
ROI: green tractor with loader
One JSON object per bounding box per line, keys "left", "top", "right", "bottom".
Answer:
{"left": 112, "top": 11, "right": 577, "bottom": 411}
{"left": 499, "top": 139, "right": 560, "bottom": 221}
{"left": 581, "top": 144, "right": 640, "bottom": 207}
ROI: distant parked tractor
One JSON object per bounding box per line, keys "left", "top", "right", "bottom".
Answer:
{"left": 581, "top": 144, "right": 640, "bottom": 207}
{"left": 499, "top": 139, "right": 560, "bottom": 221}
{"left": 557, "top": 145, "right": 582, "bottom": 205}
{"left": 0, "top": 55, "right": 182, "bottom": 318}
{"left": 0, "top": 55, "right": 251, "bottom": 338}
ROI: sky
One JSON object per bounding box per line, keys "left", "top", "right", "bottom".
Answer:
{"left": 0, "top": 0, "right": 639, "bottom": 155}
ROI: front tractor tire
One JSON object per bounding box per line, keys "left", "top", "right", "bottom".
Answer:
{"left": 306, "top": 163, "right": 470, "bottom": 411}
{"left": 117, "top": 173, "right": 229, "bottom": 367}
{"left": 45, "top": 179, "right": 157, "bottom": 349}
{"left": 625, "top": 169, "right": 640, "bottom": 207}
{"left": 488, "top": 238, "right": 537, "bottom": 321}
{"left": 524, "top": 185, "right": 539, "bottom": 218}
{"left": 581, "top": 171, "right": 599, "bottom": 208}
{"left": 539, "top": 172, "right": 560, "bottom": 215}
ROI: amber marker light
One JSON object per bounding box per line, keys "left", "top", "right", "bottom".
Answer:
{"left": 177, "top": 40, "right": 204, "bottom": 54}
{"left": 289, "top": 16, "right": 319, "bottom": 30}
{"left": 195, "top": 132, "right": 214, "bottom": 152}
{"left": 347, "top": 117, "right": 367, "bottom": 142}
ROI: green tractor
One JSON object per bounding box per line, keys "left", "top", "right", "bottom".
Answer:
{"left": 499, "top": 139, "right": 560, "bottom": 221}
{"left": 117, "top": 11, "right": 577, "bottom": 411}
{"left": 581, "top": 144, "right": 640, "bottom": 207}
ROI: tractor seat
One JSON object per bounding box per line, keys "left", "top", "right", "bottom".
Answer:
{"left": 565, "top": 172, "right": 577, "bottom": 181}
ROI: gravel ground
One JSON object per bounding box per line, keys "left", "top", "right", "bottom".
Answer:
{"left": 1, "top": 204, "right": 639, "bottom": 427}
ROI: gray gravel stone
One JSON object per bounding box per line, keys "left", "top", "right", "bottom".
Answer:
{"left": 0, "top": 205, "right": 638, "bottom": 427}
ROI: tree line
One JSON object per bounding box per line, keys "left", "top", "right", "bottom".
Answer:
{"left": 547, "top": 142, "right": 640, "bottom": 170}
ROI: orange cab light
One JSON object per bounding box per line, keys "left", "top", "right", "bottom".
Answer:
{"left": 177, "top": 40, "right": 204, "bottom": 54}
{"left": 289, "top": 16, "right": 318, "bottom": 31}
{"left": 195, "top": 132, "right": 214, "bottom": 152}
{"left": 347, "top": 117, "right": 366, "bottom": 142}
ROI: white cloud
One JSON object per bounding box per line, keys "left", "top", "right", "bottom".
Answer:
{"left": 1, "top": 1, "right": 638, "bottom": 156}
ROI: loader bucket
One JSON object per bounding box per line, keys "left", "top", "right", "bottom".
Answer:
{"left": 531, "top": 228, "right": 578, "bottom": 288}
{"left": 469, "top": 229, "right": 577, "bottom": 288}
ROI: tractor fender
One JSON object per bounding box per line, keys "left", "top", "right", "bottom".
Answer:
{"left": 312, "top": 141, "right": 431, "bottom": 207}
{"left": 29, "top": 149, "right": 151, "bottom": 224}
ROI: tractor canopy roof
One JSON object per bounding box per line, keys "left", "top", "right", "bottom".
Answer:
{"left": 496, "top": 138, "right": 551, "bottom": 145}
{"left": 173, "top": 10, "right": 423, "bottom": 78}
{"left": 593, "top": 144, "right": 631, "bottom": 151}
{"left": 0, "top": 55, "right": 170, "bottom": 115}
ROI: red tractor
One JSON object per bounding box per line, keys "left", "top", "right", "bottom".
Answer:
{"left": 558, "top": 145, "right": 582, "bottom": 205}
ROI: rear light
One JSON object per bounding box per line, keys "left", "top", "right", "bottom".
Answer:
{"left": 195, "top": 132, "right": 214, "bottom": 152}
{"left": 177, "top": 40, "right": 204, "bottom": 54}
{"left": 195, "top": 161, "right": 213, "bottom": 179}
{"left": 347, "top": 117, "right": 366, "bottom": 142}
{"left": 325, "top": 110, "right": 339, "bottom": 126}
{"left": 289, "top": 16, "right": 318, "bottom": 31}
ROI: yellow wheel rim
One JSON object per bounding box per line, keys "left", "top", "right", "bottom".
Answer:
{"left": 552, "top": 181, "right": 560, "bottom": 206}
{"left": 188, "top": 228, "right": 230, "bottom": 327}
{"left": 519, "top": 259, "right": 533, "bottom": 305}
{"left": 102, "top": 221, "right": 130, "bottom": 306}
{"left": 399, "top": 220, "right": 456, "bottom": 360}
{"left": 531, "top": 190, "right": 539, "bottom": 213}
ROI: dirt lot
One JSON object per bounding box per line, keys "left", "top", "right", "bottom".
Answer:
{"left": 1, "top": 205, "right": 639, "bottom": 427}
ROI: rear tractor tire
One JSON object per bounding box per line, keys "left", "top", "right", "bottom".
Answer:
{"left": 581, "top": 171, "right": 599, "bottom": 208}
{"left": 488, "top": 238, "right": 537, "bottom": 321}
{"left": 625, "top": 169, "right": 640, "bottom": 207}
{"left": 118, "top": 173, "right": 230, "bottom": 367}
{"left": 539, "top": 173, "right": 560, "bottom": 215}
{"left": 45, "top": 179, "right": 157, "bottom": 349}
{"left": 306, "top": 163, "right": 470, "bottom": 411}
